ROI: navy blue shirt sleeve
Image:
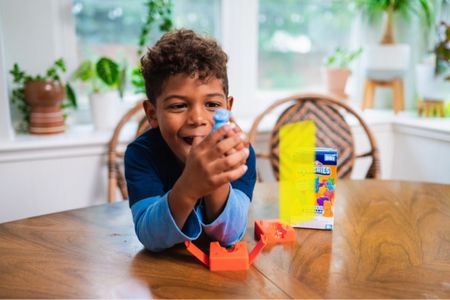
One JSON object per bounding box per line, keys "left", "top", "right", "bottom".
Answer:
{"left": 231, "top": 145, "right": 257, "bottom": 200}
{"left": 125, "top": 142, "right": 164, "bottom": 204}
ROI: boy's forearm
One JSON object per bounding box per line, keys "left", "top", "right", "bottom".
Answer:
{"left": 203, "top": 183, "right": 230, "bottom": 223}
{"left": 201, "top": 188, "right": 250, "bottom": 246}
{"left": 132, "top": 194, "right": 202, "bottom": 252}
{"left": 168, "top": 178, "right": 200, "bottom": 229}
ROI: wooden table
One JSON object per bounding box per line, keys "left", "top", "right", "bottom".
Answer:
{"left": 1, "top": 180, "right": 449, "bottom": 298}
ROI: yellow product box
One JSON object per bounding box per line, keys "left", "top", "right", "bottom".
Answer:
{"left": 292, "top": 147, "right": 337, "bottom": 230}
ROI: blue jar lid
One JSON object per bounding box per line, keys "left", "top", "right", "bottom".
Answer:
{"left": 213, "top": 109, "right": 230, "bottom": 124}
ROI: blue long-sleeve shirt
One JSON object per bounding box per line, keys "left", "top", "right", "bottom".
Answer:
{"left": 124, "top": 128, "right": 256, "bottom": 252}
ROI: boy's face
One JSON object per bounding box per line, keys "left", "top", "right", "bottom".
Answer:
{"left": 144, "top": 73, "right": 233, "bottom": 163}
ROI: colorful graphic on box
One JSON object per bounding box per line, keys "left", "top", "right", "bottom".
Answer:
{"left": 292, "top": 147, "right": 337, "bottom": 230}
{"left": 314, "top": 148, "right": 337, "bottom": 219}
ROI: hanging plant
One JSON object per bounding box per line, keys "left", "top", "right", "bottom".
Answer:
{"left": 132, "top": 0, "right": 174, "bottom": 94}
{"left": 137, "top": 0, "right": 174, "bottom": 57}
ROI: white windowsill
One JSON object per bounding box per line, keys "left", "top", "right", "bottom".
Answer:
{"left": 0, "top": 107, "right": 449, "bottom": 161}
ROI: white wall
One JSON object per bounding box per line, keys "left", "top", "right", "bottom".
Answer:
{"left": 0, "top": 16, "right": 13, "bottom": 140}
{"left": 392, "top": 124, "right": 450, "bottom": 183}
{"left": 0, "top": 128, "right": 129, "bottom": 223}
{"left": 221, "top": 0, "right": 258, "bottom": 119}
{"left": 0, "top": 0, "right": 77, "bottom": 75}
{"left": 0, "top": 154, "right": 107, "bottom": 222}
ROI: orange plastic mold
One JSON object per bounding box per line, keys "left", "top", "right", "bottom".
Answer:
{"left": 185, "top": 219, "right": 295, "bottom": 272}
{"left": 185, "top": 237, "right": 266, "bottom": 271}
{"left": 209, "top": 241, "right": 249, "bottom": 271}
{"left": 254, "top": 219, "right": 296, "bottom": 243}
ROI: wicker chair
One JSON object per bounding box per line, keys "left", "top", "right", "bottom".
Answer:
{"left": 107, "top": 100, "right": 151, "bottom": 202}
{"left": 248, "top": 93, "right": 380, "bottom": 181}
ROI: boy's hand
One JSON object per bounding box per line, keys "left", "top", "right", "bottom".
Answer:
{"left": 226, "top": 121, "right": 249, "bottom": 155}
{"left": 178, "top": 124, "right": 250, "bottom": 201}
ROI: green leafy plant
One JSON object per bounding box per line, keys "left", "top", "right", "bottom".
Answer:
{"left": 357, "top": 0, "right": 434, "bottom": 44}
{"left": 72, "top": 57, "right": 127, "bottom": 98}
{"left": 435, "top": 21, "right": 450, "bottom": 79}
{"left": 132, "top": 0, "right": 174, "bottom": 94}
{"left": 324, "top": 47, "right": 363, "bottom": 69}
{"left": 137, "top": 0, "right": 174, "bottom": 58}
{"left": 9, "top": 58, "right": 77, "bottom": 132}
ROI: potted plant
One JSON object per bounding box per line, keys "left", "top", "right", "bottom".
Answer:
{"left": 357, "top": 0, "right": 434, "bottom": 110}
{"left": 9, "top": 58, "right": 77, "bottom": 134}
{"left": 435, "top": 21, "right": 450, "bottom": 79}
{"left": 72, "top": 57, "right": 126, "bottom": 131}
{"left": 323, "top": 47, "right": 363, "bottom": 99}
{"left": 416, "top": 21, "right": 450, "bottom": 110}
{"left": 357, "top": 0, "right": 434, "bottom": 44}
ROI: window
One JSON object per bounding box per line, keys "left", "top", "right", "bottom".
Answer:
{"left": 71, "top": 0, "right": 221, "bottom": 104}
{"left": 258, "top": 0, "right": 357, "bottom": 91}
{"left": 72, "top": 0, "right": 220, "bottom": 63}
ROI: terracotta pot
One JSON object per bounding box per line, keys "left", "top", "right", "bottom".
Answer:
{"left": 24, "top": 80, "right": 66, "bottom": 134}
{"left": 24, "top": 80, "right": 65, "bottom": 107}
{"left": 322, "top": 68, "right": 351, "bottom": 99}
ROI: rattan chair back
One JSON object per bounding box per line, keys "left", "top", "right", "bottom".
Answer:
{"left": 107, "top": 100, "right": 151, "bottom": 202}
{"left": 248, "top": 93, "right": 380, "bottom": 181}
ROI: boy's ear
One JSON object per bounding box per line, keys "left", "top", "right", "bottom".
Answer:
{"left": 143, "top": 100, "right": 159, "bottom": 128}
{"left": 227, "top": 96, "right": 234, "bottom": 111}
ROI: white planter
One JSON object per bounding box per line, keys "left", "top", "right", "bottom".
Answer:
{"left": 89, "top": 91, "right": 121, "bottom": 131}
{"left": 363, "top": 44, "right": 411, "bottom": 80}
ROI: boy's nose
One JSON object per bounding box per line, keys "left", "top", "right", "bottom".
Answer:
{"left": 187, "top": 107, "right": 208, "bottom": 126}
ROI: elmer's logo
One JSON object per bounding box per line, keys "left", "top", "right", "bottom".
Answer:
{"left": 315, "top": 161, "right": 331, "bottom": 175}
{"left": 324, "top": 154, "right": 336, "bottom": 162}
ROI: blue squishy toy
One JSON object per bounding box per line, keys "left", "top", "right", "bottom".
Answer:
{"left": 212, "top": 109, "right": 231, "bottom": 131}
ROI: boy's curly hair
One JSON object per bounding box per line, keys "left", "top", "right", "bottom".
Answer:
{"left": 141, "top": 29, "right": 229, "bottom": 104}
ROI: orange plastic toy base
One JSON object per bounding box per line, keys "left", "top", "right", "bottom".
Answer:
{"left": 185, "top": 219, "right": 294, "bottom": 272}
{"left": 209, "top": 241, "right": 249, "bottom": 271}
{"left": 185, "top": 238, "right": 267, "bottom": 272}
{"left": 254, "top": 219, "right": 296, "bottom": 243}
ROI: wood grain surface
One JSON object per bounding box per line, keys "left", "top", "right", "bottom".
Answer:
{"left": 0, "top": 180, "right": 449, "bottom": 298}
{"left": 250, "top": 180, "right": 450, "bottom": 299}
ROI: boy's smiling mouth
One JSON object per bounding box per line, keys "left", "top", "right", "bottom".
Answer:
{"left": 182, "top": 136, "right": 194, "bottom": 145}
{"left": 181, "top": 135, "right": 205, "bottom": 146}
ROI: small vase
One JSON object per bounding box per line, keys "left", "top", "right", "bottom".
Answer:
{"left": 322, "top": 68, "right": 351, "bottom": 99}
{"left": 24, "top": 80, "right": 65, "bottom": 134}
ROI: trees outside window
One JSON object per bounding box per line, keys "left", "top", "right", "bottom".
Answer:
{"left": 258, "top": 0, "right": 357, "bottom": 91}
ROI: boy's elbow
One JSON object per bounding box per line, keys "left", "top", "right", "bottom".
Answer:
{"left": 134, "top": 224, "right": 167, "bottom": 253}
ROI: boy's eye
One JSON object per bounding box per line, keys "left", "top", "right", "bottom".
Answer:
{"left": 205, "top": 102, "right": 222, "bottom": 109}
{"left": 168, "top": 103, "right": 187, "bottom": 110}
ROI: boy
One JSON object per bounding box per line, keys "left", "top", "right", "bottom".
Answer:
{"left": 125, "top": 29, "right": 256, "bottom": 252}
